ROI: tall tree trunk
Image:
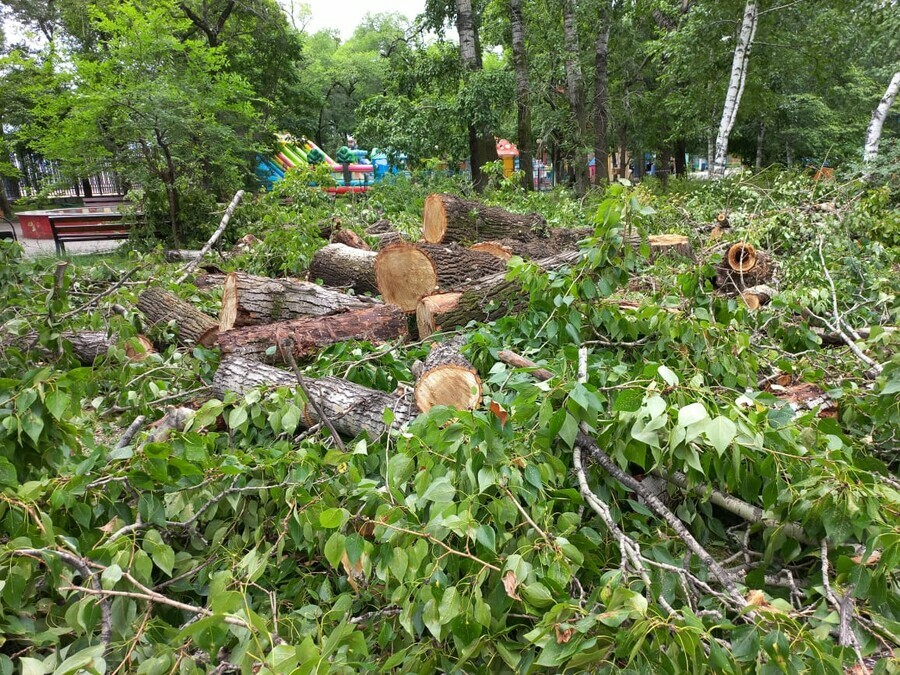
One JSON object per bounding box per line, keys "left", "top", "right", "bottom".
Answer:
{"left": 81, "top": 178, "right": 93, "bottom": 198}
{"left": 618, "top": 126, "right": 627, "bottom": 179}
{"left": 562, "top": 0, "right": 589, "bottom": 195}
{"left": 713, "top": 0, "right": 759, "bottom": 177}
{"left": 593, "top": 7, "right": 611, "bottom": 183}
{"left": 786, "top": 140, "right": 793, "bottom": 168}
{"left": 674, "top": 139, "right": 686, "bottom": 177}
{"left": 456, "top": 0, "right": 489, "bottom": 192}
{"left": 755, "top": 123, "right": 766, "bottom": 169}
{"left": 510, "top": 0, "right": 534, "bottom": 191}
{"left": 863, "top": 71, "right": 900, "bottom": 165}
{"left": 707, "top": 132, "right": 715, "bottom": 176}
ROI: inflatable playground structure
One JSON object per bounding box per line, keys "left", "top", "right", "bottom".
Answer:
{"left": 257, "top": 135, "right": 406, "bottom": 194}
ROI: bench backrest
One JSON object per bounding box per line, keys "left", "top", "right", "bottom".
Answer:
{"left": 83, "top": 196, "right": 127, "bottom": 207}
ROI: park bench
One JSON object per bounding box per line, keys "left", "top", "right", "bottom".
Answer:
{"left": 83, "top": 195, "right": 128, "bottom": 208}
{"left": 49, "top": 211, "right": 131, "bottom": 254}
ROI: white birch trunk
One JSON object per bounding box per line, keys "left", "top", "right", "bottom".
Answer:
{"left": 455, "top": 0, "right": 479, "bottom": 71}
{"left": 863, "top": 71, "right": 900, "bottom": 165}
{"left": 713, "top": 0, "right": 759, "bottom": 177}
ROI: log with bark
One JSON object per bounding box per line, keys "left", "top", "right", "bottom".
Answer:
{"left": 165, "top": 250, "right": 203, "bottom": 263}
{"left": 2, "top": 331, "right": 154, "bottom": 365}
{"left": 740, "top": 284, "right": 775, "bottom": 310}
{"left": 213, "top": 356, "right": 415, "bottom": 438}
{"left": 374, "top": 242, "right": 507, "bottom": 312}
{"left": 308, "top": 244, "right": 379, "bottom": 294}
{"left": 714, "top": 242, "right": 774, "bottom": 292}
{"left": 137, "top": 288, "right": 219, "bottom": 347}
{"left": 470, "top": 227, "right": 593, "bottom": 260}
{"left": 414, "top": 336, "right": 482, "bottom": 412}
{"left": 331, "top": 229, "right": 371, "bottom": 251}
{"left": 416, "top": 250, "right": 581, "bottom": 338}
{"left": 422, "top": 193, "right": 548, "bottom": 244}
{"left": 218, "top": 304, "right": 408, "bottom": 363}
{"left": 219, "top": 272, "right": 379, "bottom": 331}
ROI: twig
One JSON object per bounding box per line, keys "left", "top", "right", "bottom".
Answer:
{"left": 114, "top": 415, "right": 146, "bottom": 449}
{"left": 279, "top": 339, "right": 346, "bottom": 452}
{"left": 57, "top": 265, "right": 145, "bottom": 322}
{"left": 501, "top": 485, "right": 559, "bottom": 551}
{"left": 10, "top": 549, "right": 112, "bottom": 651}
{"left": 349, "top": 607, "right": 402, "bottom": 624}
{"left": 48, "top": 261, "right": 68, "bottom": 325}
{"left": 175, "top": 190, "right": 244, "bottom": 284}
{"left": 583, "top": 335, "right": 650, "bottom": 348}
{"left": 577, "top": 346, "right": 588, "bottom": 384}
{"left": 820, "top": 540, "right": 866, "bottom": 669}
{"left": 371, "top": 520, "right": 501, "bottom": 572}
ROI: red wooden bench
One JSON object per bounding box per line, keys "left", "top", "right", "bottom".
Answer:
{"left": 49, "top": 211, "right": 131, "bottom": 254}
{"left": 83, "top": 196, "right": 128, "bottom": 208}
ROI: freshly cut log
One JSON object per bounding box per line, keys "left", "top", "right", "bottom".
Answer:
{"left": 422, "top": 193, "right": 548, "bottom": 244}
{"left": 374, "top": 231, "right": 406, "bottom": 249}
{"left": 137, "top": 288, "right": 219, "bottom": 347}
{"left": 416, "top": 250, "right": 581, "bottom": 338}
{"left": 374, "top": 242, "right": 507, "bottom": 312}
{"left": 218, "top": 304, "right": 408, "bottom": 363}
{"left": 332, "top": 229, "right": 371, "bottom": 251}
{"left": 2, "top": 331, "right": 154, "bottom": 365}
{"left": 308, "top": 243, "right": 378, "bottom": 294}
{"left": 714, "top": 242, "right": 774, "bottom": 292}
{"left": 219, "top": 272, "right": 378, "bottom": 331}
{"left": 473, "top": 227, "right": 593, "bottom": 260}
{"left": 740, "top": 284, "right": 775, "bottom": 310}
{"left": 469, "top": 242, "right": 513, "bottom": 260}
{"left": 213, "top": 356, "right": 415, "bottom": 438}
{"left": 414, "top": 336, "right": 482, "bottom": 412}
{"left": 647, "top": 234, "right": 693, "bottom": 259}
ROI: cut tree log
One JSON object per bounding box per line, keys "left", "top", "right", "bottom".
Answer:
{"left": 213, "top": 356, "right": 415, "bottom": 438}
{"left": 219, "top": 272, "right": 378, "bottom": 331}
{"left": 471, "top": 227, "right": 593, "bottom": 260}
{"left": 332, "top": 229, "right": 371, "bottom": 251}
{"left": 218, "top": 304, "right": 408, "bottom": 363}
{"left": 374, "top": 231, "right": 406, "bottom": 249}
{"left": 194, "top": 274, "right": 226, "bottom": 290}
{"left": 740, "top": 284, "right": 775, "bottom": 310}
{"left": 165, "top": 250, "right": 203, "bottom": 263}
{"left": 374, "top": 242, "right": 507, "bottom": 312}
{"left": 422, "top": 193, "right": 548, "bottom": 244}
{"left": 714, "top": 242, "right": 774, "bottom": 292}
{"left": 137, "top": 288, "right": 219, "bottom": 347}
{"left": 366, "top": 219, "right": 394, "bottom": 235}
{"left": 647, "top": 234, "right": 694, "bottom": 259}
{"left": 416, "top": 250, "right": 581, "bottom": 338}
{"left": 308, "top": 243, "right": 378, "bottom": 294}
{"left": 414, "top": 336, "right": 482, "bottom": 412}
{"left": 2, "top": 331, "right": 154, "bottom": 365}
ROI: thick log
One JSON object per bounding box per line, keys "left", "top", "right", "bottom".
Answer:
{"left": 422, "top": 193, "right": 548, "bottom": 244}
{"left": 2, "top": 332, "right": 154, "bottom": 365}
{"left": 416, "top": 250, "right": 581, "bottom": 338}
{"left": 218, "top": 304, "right": 408, "bottom": 363}
{"left": 213, "top": 356, "right": 415, "bottom": 438}
{"left": 194, "top": 274, "right": 226, "bottom": 289}
{"left": 647, "top": 234, "right": 694, "bottom": 259}
{"left": 374, "top": 242, "right": 507, "bottom": 312}
{"left": 414, "top": 336, "right": 482, "bottom": 412}
{"left": 308, "top": 244, "right": 378, "bottom": 294}
{"left": 374, "top": 231, "right": 407, "bottom": 249}
{"left": 714, "top": 242, "right": 774, "bottom": 292}
{"left": 137, "top": 288, "right": 219, "bottom": 347}
{"left": 471, "top": 227, "right": 593, "bottom": 260}
{"left": 332, "top": 229, "right": 371, "bottom": 251}
{"left": 219, "top": 272, "right": 378, "bottom": 331}
{"left": 740, "top": 284, "right": 775, "bottom": 310}
{"left": 366, "top": 219, "right": 394, "bottom": 235}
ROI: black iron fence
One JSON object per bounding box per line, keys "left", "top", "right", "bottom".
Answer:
{"left": 3, "top": 151, "right": 127, "bottom": 201}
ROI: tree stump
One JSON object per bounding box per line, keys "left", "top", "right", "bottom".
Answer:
{"left": 137, "top": 288, "right": 219, "bottom": 347}
{"left": 374, "top": 242, "right": 506, "bottom": 312}
{"left": 414, "top": 336, "right": 482, "bottom": 412}
{"left": 422, "top": 193, "right": 548, "bottom": 244}
{"left": 714, "top": 242, "right": 774, "bottom": 292}
{"left": 213, "top": 356, "right": 415, "bottom": 438}
{"left": 740, "top": 284, "right": 775, "bottom": 310}
{"left": 308, "top": 243, "right": 379, "bottom": 294}
{"left": 218, "top": 304, "right": 408, "bottom": 363}
{"left": 219, "top": 272, "right": 378, "bottom": 331}
{"left": 647, "top": 234, "right": 694, "bottom": 259}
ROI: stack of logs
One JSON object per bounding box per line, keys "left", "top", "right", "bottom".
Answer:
{"left": 23, "top": 192, "right": 775, "bottom": 441}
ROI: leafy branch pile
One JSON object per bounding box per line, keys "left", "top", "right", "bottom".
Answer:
{"left": 0, "top": 174, "right": 898, "bottom": 673}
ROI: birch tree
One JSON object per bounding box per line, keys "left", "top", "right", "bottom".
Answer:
{"left": 863, "top": 70, "right": 900, "bottom": 165}
{"left": 510, "top": 0, "right": 534, "bottom": 191}
{"left": 712, "top": 0, "right": 758, "bottom": 176}
{"left": 455, "top": 0, "right": 490, "bottom": 191}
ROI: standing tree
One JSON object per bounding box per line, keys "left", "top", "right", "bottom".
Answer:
{"left": 863, "top": 71, "right": 900, "bottom": 166}
{"left": 562, "top": 0, "right": 589, "bottom": 194}
{"left": 509, "top": 0, "right": 534, "bottom": 191}
{"left": 592, "top": 2, "right": 611, "bottom": 182}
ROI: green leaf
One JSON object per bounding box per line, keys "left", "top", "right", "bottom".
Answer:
{"left": 390, "top": 547, "right": 408, "bottom": 581}
{"left": 705, "top": 416, "right": 737, "bottom": 455}
{"left": 53, "top": 645, "right": 105, "bottom": 675}
{"left": 281, "top": 404, "right": 302, "bottom": 435}
{"left": 319, "top": 508, "right": 348, "bottom": 529}
{"left": 227, "top": 405, "right": 248, "bottom": 429}
{"left": 421, "top": 476, "right": 456, "bottom": 504}
{"left": 45, "top": 391, "right": 69, "bottom": 421}
{"left": 657, "top": 365, "right": 679, "bottom": 386}
{"left": 439, "top": 586, "right": 462, "bottom": 623}
{"left": 423, "top": 597, "right": 442, "bottom": 638}
{"left": 19, "top": 658, "right": 46, "bottom": 675}
{"left": 520, "top": 582, "right": 554, "bottom": 608}
{"left": 677, "top": 402, "right": 708, "bottom": 427}
{"left": 475, "top": 525, "right": 496, "bottom": 552}
{"left": 324, "top": 532, "right": 345, "bottom": 568}
{"left": 21, "top": 412, "right": 44, "bottom": 444}
{"left": 559, "top": 413, "right": 578, "bottom": 448}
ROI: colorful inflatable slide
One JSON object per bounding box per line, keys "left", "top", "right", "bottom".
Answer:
{"left": 257, "top": 136, "right": 375, "bottom": 194}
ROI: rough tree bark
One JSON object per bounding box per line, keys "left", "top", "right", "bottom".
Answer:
{"left": 137, "top": 288, "right": 219, "bottom": 347}
{"left": 863, "top": 71, "right": 900, "bottom": 166}
{"left": 308, "top": 243, "right": 379, "bottom": 294}
{"left": 374, "top": 242, "right": 507, "bottom": 312}
{"left": 456, "top": 0, "right": 489, "bottom": 193}
{"left": 510, "top": 0, "right": 534, "bottom": 192}
{"left": 755, "top": 123, "right": 766, "bottom": 169}
{"left": 422, "top": 193, "right": 547, "bottom": 244}
{"left": 217, "top": 304, "right": 408, "bottom": 363}
{"left": 414, "top": 335, "right": 482, "bottom": 412}
{"left": 469, "top": 227, "right": 592, "bottom": 260}
{"left": 562, "top": 0, "right": 589, "bottom": 195}
{"left": 213, "top": 356, "right": 415, "bottom": 438}
{"left": 713, "top": 0, "right": 759, "bottom": 177}
{"left": 219, "top": 272, "right": 378, "bottom": 331}
{"left": 593, "top": 6, "right": 611, "bottom": 183}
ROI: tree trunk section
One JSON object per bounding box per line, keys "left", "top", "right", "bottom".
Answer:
{"left": 755, "top": 123, "right": 766, "bottom": 169}
{"left": 593, "top": 11, "right": 611, "bottom": 183}
{"left": 414, "top": 335, "right": 482, "bottom": 412}
{"left": 471, "top": 227, "right": 592, "bottom": 260}
{"left": 213, "top": 356, "right": 415, "bottom": 438}
{"left": 713, "top": 0, "right": 759, "bottom": 176}
{"left": 740, "top": 284, "right": 775, "bottom": 310}
{"left": 422, "top": 193, "right": 547, "bottom": 244}
{"left": 714, "top": 243, "right": 774, "bottom": 292}
{"left": 308, "top": 243, "right": 378, "bottom": 294}
{"left": 510, "top": 0, "right": 534, "bottom": 192}
{"left": 416, "top": 250, "right": 581, "bottom": 337}
{"left": 332, "top": 229, "right": 371, "bottom": 250}
{"left": 219, "top": 272, "right": 378, "bottom": 331}
{"left": 618, "top": 126, "right": 628, "bottom": 179}
{"left": 218, "top": 304, "right": 408, "bottom": 363}
{"left": 374, "top": 242, "right": 507, "bottom": 312}
{"left": 674, "top": 139, "right": 686, "bottom": 177}
{"left": 863, "top": 71, "right": 900, "bottom": 165}
{"left": 456, "top": 0, "right": 489, "bottom": 193}
{"left": 137, "top": 288, "right": 218, "bottom": 347}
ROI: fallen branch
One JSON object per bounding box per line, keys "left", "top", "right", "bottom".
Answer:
{"left": 497, "top": 349, "right": 555, "bottom": 381}
{"left": 821, "top": 540, "right": 866, "bottom": 669}
{"left": 114, "top": 415, "right": 146, "bottom": 449}
{"left": 176, "top": 190, "right": 244, "bottom": 284}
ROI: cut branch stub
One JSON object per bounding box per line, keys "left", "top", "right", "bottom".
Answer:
{"left": 416, "top": 293, "right": 462, "bottom": 338}
{"left": 727, "top": 242, "right": 757, "bottom": 273}
{"left": 414, "top": 336, "right": 482, "bottom": 412}
{"left": 422, "top": 193, "right": 547, "bottom": 244}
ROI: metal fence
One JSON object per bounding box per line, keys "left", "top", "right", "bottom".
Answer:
{"left": 3, "top": 151, "right": 126, "bottom": 201}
